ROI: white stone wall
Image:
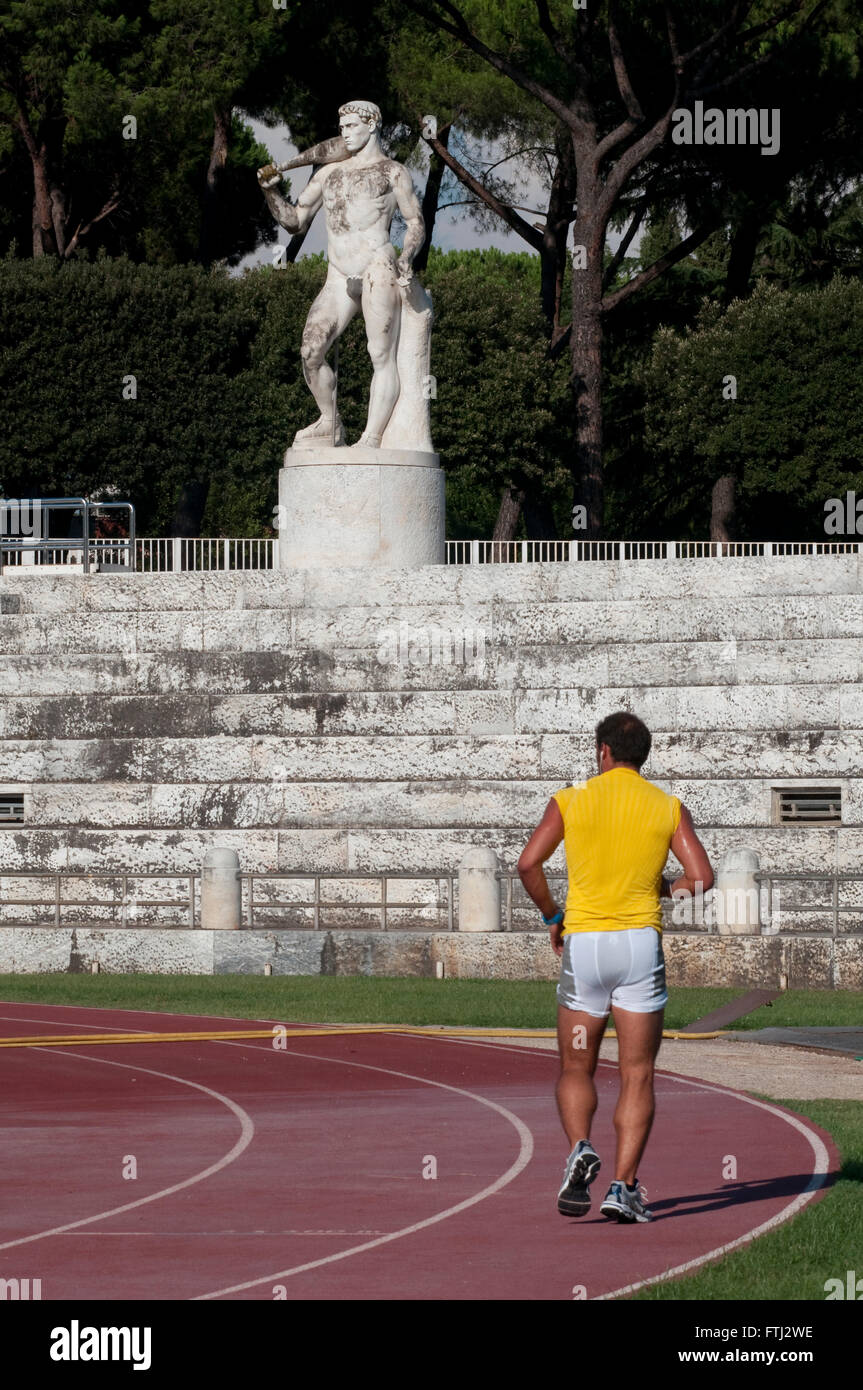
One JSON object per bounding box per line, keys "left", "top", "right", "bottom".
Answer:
{"left": 1, "top": 556, "right": 861, "bottom": 935}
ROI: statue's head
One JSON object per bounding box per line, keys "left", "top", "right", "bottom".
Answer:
{"left": 338, "top": 100, "right": 382, "bottom": 152}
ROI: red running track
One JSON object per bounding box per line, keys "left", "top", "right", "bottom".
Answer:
{"left": 0, "top": 1003, "right": 838, "bottom": 1302}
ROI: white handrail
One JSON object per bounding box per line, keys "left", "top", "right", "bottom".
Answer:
{"left": 5, "top": 537, "right": 857, "bottom": 574}
{"left": 132, "top": 537, "right": 862, "bottom": 570}
{"left": 135, "top": 537, "right": 276, "bottom": 571}
{"left": 442, "top": 539, "right": 860, "bottom": 564}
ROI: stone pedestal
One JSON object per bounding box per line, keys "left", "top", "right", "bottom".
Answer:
{"left": 715, "top": 847, "right": 762, "bottom": 935}
{"left": 200, "top": 847, "right": 241, "bottom": 930}
{"left": 278, "top": 446, "right": 445, "bottom": 569}
{"left": 458, "top": 847, "right": 501, "bottom": 932}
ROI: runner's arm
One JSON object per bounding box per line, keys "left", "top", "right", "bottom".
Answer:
{"left": 518, "top": 798, "right": 566, "bottom": 942}
{"left": 668, "top": 803, "right": 714, "bottom": 897}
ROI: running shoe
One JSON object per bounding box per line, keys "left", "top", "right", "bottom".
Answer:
{"left": 600, "top": 1179, "right": 652, "bottom": 1223}
{"left": 557, "top": 1139, "right": 602, "bottom": 1217}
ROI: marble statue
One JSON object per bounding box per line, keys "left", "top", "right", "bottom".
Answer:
{"left": 258, "top": 100, "right": 434, "bottom": 455}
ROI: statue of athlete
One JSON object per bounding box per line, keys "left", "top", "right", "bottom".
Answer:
{"left": 257, "top": 100, "right": 426, "bottom": 449}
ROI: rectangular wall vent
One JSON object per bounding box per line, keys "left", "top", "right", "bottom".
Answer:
{"left": 0, "top": 793, "right": 25, "bottom": 823}
{"left": 775, "top": 787, "right": 841, "bottom": 825}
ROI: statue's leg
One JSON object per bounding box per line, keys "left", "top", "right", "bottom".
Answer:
{"left": 354, "top": 250, "right": 401, "bottom": 448}
{"left": 294, "top": 270, "right": 359, "bottom": 446}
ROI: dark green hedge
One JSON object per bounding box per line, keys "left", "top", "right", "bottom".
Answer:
{"left": 640, "top": 278, "right": 863, "bottom": 539}
{"left": 2, "top": 251, "right": 860, "bottom": 539}
{"left": 0, "top": 248, "right": 571, "bottom": 537}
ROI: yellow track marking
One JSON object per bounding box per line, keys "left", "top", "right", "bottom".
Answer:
{"left": 0, "top": 1024, "right": 723, "bottom": 1049}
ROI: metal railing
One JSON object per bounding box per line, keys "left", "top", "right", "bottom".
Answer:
{"left": 501, "top": 869, "right": 863, "bottom": 936}
{"left": 132, "top": 537, "right": 859, "bottom": 572}
{"left": 0, "top": 869, "right": 548, "bottom": 932}
{"left": 0, "top": 868, "right": 550, "bottom": 933}
{"left": 497, "top": 869, "right": 568, "bottom": 933}
{"left": 446, "top": 539, "right": 862, "bottom": 564}
{"left": 241, "top": 871, "right": 455, "bottom": 931}
{"left": 3, "top": 533, "right": 856, "bottom": 575}
{"left": 0, "top": 869, "right": 456, "bottom": 931}
{"left": 755, "top": 871, "right": 863, "bottom": 938}
{"left": 0, "top": 871, "right": 198, "bottom": 928}
{"left": 136, "top": 537, "right": 274, "bottom": 572}
{"left": 3, "top": 867, "right": 862, "bottom": 935}
{"left": 0, "top": 498, "right": 135, "bottom": 573}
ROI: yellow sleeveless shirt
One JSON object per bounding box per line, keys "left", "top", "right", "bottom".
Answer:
{"left": 552, "top": 767, "right": 681, "bottom": 935}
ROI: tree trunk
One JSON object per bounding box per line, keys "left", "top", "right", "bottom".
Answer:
{"left": 711, "top": 474, "right": 736, "bottom": 551}
{"left": 492, "top": 486, "right": 524, "bottom": 558}
{"left": 200, "top": 107, "right": 232, "bottom": 265}
{"left": 570, "top": 216, "right": 605, "bottom": 538}
{"left": 413, "top": 123, "right": 450, "bottom": 275}
{"left": 31, "top": 194, "right": 43, "bottom": 257}
{"left": 540, "top": 124, "right": 574, "bottom": 329}
{"left": 170, "top": 479, "right": 210, "bottom": 538}
{"left": 523, "top": 492, "right": 558, "bottom": 540}
{"left": 50, "top": 183, "right": 68, "bottom": 257}
{"left": 284, "top": 228, "right": 310, "bottom": 262}
{"left": 18, "top": 109, "right": 66, "bottom": 257}
{"left": 28, "top": 145, "right": 56, "bottom": 256}
{"left": 724, "top": 207, "right": 762, "bottom": 305}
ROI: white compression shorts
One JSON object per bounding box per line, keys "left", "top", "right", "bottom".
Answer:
{"left": 556, "top": 927, "right": 667, "bottom": 1017}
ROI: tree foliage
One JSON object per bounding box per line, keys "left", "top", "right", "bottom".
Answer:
{"left": 0, "top": 0, "right": 285, "bottom": 264}
{"left": 0, "top": 250, "right": 572, "bottom": 537}
{"left": 639, "top": 277, "right": 863, "bottom": 539}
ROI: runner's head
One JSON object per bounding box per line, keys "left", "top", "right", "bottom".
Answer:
{"left": 595, "top": 711, "right": 651, "bottom": 774}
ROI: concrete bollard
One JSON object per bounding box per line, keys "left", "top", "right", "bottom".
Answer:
{"left": 714, "top": 848, "right": 761, "bottom": 935}
{"left": 458, "top": 847, "right": 500, "bottom": 932}
{"left": 201, "top": 848, "right": 241, "bottom": 930}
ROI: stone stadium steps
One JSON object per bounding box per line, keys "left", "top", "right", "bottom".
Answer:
{"left": 0, "top": 642, "right": 859, "bottom": 696}
{"left": 1, "top": 553, "right": 862, "bottom": 611}
{"left": 0, "top": 685, "right": 852, "bottom": 736}
{"left": 2, "top": 596, "right": 863, "bottom": 649}
{"left": 0, "top": 823, "right": 854, "bottom": 875}
{"left": 0, "top": 557, "right": 859, "bottom": 890}
{"left": 0, "top": 730, "right": 861, "bottom": 782}
{"left": 6, "top": 778, "right": 858, "bottom": 829}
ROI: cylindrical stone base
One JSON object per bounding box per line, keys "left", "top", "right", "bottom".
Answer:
{"left": 458, "top": 847, "right": 501, "bottom": 932}
{"left": 278, "top": 447, "right": 445, "bottom": 569}
{"left": 715, "top": 848, "right": 762, "bottom": 935}
{"left": 201, "top": 848, "right": 241, "bottom": 931}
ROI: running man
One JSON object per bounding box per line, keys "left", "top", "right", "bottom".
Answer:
{"left": 517, "top": 711, "right": 714, "bottom": 1223}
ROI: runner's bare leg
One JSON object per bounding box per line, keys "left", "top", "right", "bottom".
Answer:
{"left": 609, "top": 1005, "right": 664, "bottom": 1184}
{"left": 556, "top": 1004, "right": 608, "bottom": 1147}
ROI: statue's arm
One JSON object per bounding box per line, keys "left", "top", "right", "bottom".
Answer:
{"left": 393, "top": 166, "right": 425, "bottom": 278}
{"left": 257, "top": 166, "right": 323, "bottom": 235}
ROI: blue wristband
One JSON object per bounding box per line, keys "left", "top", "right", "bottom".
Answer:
{"left": 542, "top": 908, "right": 564, "bottom": 926}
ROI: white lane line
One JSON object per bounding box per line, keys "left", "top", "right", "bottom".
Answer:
{"left": 0, "top": 1014, "right": 832, "bottom": 1298}
{"left": 54, "top": 1229, "right": 393, "bottom": 1237}
{"left": 595, "top": 1074, "right": 833, "bottom": 1301}
{"left": 372, "top": 1034, "right": 836, "bottom": 1301}
{"left": 0, "top": 1048, "right": 255, "bottom": 1253}
{"left": 193, "top": 1040, "right": 535, "bottom": 1300}
{"left": 0, "top": 1004, "right": 292, "bottom": 1029}
{"left": 0, "top": 1010, "right": 144, "bottom": 1032}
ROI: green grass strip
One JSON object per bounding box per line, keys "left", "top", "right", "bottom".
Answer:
{"left": 0, "top": 976, "right": 738, "bottom": 1029}
{"left": 0, "top": 976, "right": 860, "bottom": 1030}
{"left": 630, "top": 1098, "right": 861, "bottom": 1301}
